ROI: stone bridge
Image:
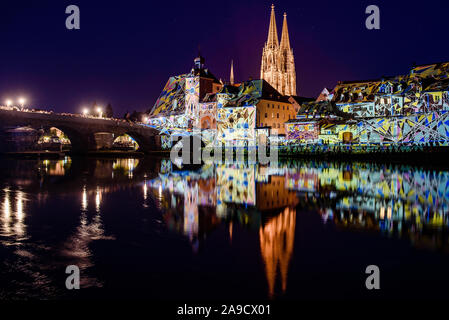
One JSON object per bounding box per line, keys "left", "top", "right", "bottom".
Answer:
{"left": 0, "top": 108, "right": 161, "bottom": 153}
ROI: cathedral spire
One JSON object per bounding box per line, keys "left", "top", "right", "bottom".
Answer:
{"left": 266, "top": 4, "right": 279, "bottom": 48}
{"left": 261, "top": 6, "right": 297, "bottom": 96}
{"left": 280, "top": 12, "right": 291, "bottom": 50}
{"left": 230, "top": 60, "right": 234, "bottom": 85}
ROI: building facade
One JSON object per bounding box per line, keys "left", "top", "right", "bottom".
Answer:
{"left": 285, "top": 61, "right": 449, "bottom": 146}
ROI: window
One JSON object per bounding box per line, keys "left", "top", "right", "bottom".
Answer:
{"left": 278, "top": 105, "right": 280, "bottom": 109}
{"left": 272, "top": 113, "right": 274, "bottom": 118}
{"left": 283, "top": 106, "right": 285, "bottom": 110}
{"left": 277, "top": 113, "right": 279, "bottom": 118}
{"left": 287, "top": 106, "right": 289, "bottom": 110}
{"left": 265, "top": 113, "right": 268, "bottom": 118}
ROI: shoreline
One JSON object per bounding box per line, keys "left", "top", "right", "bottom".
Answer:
{"left": 2, "top": 146, "right": 449, "bottom": 167}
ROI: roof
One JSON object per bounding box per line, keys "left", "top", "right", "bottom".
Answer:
{"left": 424, "top": 79, "right": 449, "bottom": 92}
{"left": 410, "top": 61, "right": 449, "bottom": 80}
{"left": 148, "top": 74, "right": 187, "bottom": 117}
{"left": 289, "top": 96, "right": 315, "bottom": 105}
{"left": 297, "top": 100, "right": 350, "bottom": 119}
{"left": 217, "top": 79, "right": 290, "bottom": 107}
{"left": 332, "top": 80, "right": 382, "bottom": 103}
{"left": 190, "top": 67, "right": 221, "bottom": 84}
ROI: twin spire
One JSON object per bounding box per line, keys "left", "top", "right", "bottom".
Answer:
{"left": 267, "top": 4, "right": 291, "bottom": 50}
{"left": 260, "top": 4, "right": 297, "bottom": 96}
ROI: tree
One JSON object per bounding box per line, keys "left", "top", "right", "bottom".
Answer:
{"left": 106, "top": 103, "right": 113, "bottom": 118}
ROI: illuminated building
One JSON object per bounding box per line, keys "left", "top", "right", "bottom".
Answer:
{"left": 285, "top": 61, "right": 449, "bottom": 145}
{"left": 216, "top": 79, "right": 296, "bottom": 146}
{"left": 260, "top": 5, "right": 297, "bottom": 96}
{"left": 147, "top": 55, "right": 223, "bottom": 133}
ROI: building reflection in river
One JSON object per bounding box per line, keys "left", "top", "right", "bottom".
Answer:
{"left": 2, "top": 156, "right": 449, "bottom": 298}
{"left": 148, "top": 158, "right": 449, "bottom": 296}
{"left": 259, "top": 207, "right": 296, "bottom": 298}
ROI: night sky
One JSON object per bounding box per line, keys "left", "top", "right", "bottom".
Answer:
{"left": 1, "top": 0, "right": 448, "bottom": 116}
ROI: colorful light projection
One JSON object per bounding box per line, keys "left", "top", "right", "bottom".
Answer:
{"left": 161, "top": 135, "right": 172, "bottom": 150}
{"left": 285, "top": 121, "right": 319, "bottom": 142}
{"left": 357, "top": 111, "right": 449, "bottom": 144}
{"left": 217, "top": 80, "right": 264, "bottom": 108}
{"left": 216, "top": 107, "right": 256, "bottom": 145}
{"left": 198, "top": 102, "right": 217, "bottom": 130}
{"left": 150, "top": 75, "right": 187, "bottom": 117}
{"left": 216, "top": 165, "right": 256, "bottom": 206}
{"left": 185, "top": 77, "right": 200, "bottom": 121}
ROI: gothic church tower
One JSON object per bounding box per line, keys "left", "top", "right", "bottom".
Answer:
{"left": 260, "top": 5, "right": 297, "bottom": 96}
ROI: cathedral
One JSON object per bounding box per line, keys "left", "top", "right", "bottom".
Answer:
{"left": 260, "top": 5, "right": 297, "bottom": 96}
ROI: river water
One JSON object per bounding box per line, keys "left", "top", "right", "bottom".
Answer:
{"left": 1, "top": 156, "right": 449, "bottom": 300}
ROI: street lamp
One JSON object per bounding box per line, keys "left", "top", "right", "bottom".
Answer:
{"left": 82, "top": 108, "right": 89, "bottom": 116}
{"left": 143, "top": 116, "right": 148, "bottom": 123}
{"left": 18, "top": 98, "right": 26, "bottom": 109}
{"left": 5, "top": 100, "right": 12, "bottom": 107}
{"left": 96, "top": 106, "right": 103, "bottom": 118}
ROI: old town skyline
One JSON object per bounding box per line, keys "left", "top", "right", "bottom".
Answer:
{"left": 1, "top": 1, "right": 448, "bottom": 115}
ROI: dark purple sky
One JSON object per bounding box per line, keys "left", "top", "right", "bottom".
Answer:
{"left": 1, "top": 0, "right": 448, "bottom": 116}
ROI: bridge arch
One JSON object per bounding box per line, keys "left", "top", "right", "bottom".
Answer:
{"left": 39, "top": 125, "right": 95, "bottom": 153}
{"left": 112, "top": 133, "right": 139, "bottom": 151}
{"left": 124, "top": 131, "right": 158, "bottom": 153}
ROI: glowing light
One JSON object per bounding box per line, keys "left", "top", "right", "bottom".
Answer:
{"left": 18, "top": 98, "right": 26, "bottom": 106}
{"left": 5, "top": 99, "right": 12, "bottom": 107}
{"left": 2, "top": 189, "right": 12, "bottom": 237}
{"left": 16, "top": 191, "right": 24, "bottom": 222}
{"left": 3, "top": 189, "right": 11, "bottom": 218}
{"left": 81, "top": 186, "right": 88, "bottom": 211}
{"left": 143, "top": 182, "right": 148, "bottom": 201}
{"left": 95, "top": 187, "right": 101, "bottom": 212}
{"left": 14, "top": 191, "right": 26, "bottom": 238}
{"left": 82, "top": 108, "right": 89, "bottom": 115}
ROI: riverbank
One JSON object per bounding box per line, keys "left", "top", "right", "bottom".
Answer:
{"left": 2, "top": 145, "right": 448, "bottom": 166}
{"left": 0, "top": 150, "right": 66, "bottom": 159}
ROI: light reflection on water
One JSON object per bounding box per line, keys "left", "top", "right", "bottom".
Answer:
{"left": 0, "top": 156, "right": 448, "bottom": 299}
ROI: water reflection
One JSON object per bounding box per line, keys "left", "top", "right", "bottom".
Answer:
{"left": 260, "top": 207, "right": 296, "bottom": 298}
{"left": 1, "top": 188, "right": 28, "bottom": 242}
{"left": 1, "top": 156, "right": 449, "bottom": 299}
{"left": 148, "top": 159, "right": 449, "bottom": 297}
